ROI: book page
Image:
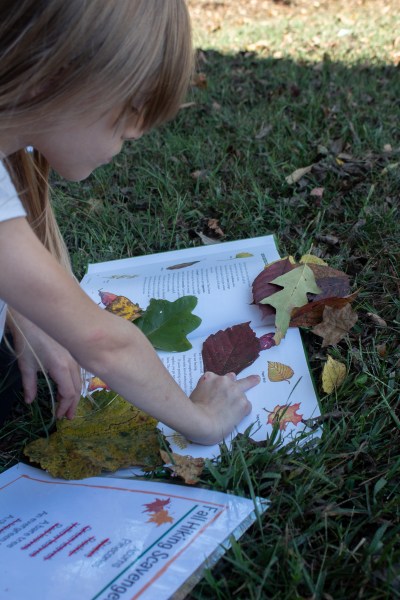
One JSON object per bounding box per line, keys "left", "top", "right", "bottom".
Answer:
{"left": 158, "top": 326, "right": 320, "bottom": 459}
{"left": 0, "top": 464, "right": 266, "bottom": 600}
{"left": 81, "top": 235, "right": 280, "bottom": 337}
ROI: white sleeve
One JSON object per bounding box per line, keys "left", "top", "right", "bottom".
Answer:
{"left": 0, "top": 161, "right": 27, "bottom": 222}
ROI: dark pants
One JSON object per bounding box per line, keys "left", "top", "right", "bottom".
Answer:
{"left": 0, "top": 338, "right": 22, "bottom": 425}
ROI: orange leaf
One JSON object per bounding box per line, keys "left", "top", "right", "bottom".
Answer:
{"left": 104, "top": 295, "right": 143, "bottom": 321}
{"left": 87, "top": 376, "right": 109, "bottom": 392}
{"left": 267, "top": 403, "right": 303, "bottom": 430}
{"left": 160, "top": 450, "right": 205, "bottom": 485}
{"left": 147, "top": 509, "right": 174, "bottom": 527}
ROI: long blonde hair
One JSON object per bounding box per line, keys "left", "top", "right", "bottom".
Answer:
{"left": 0, "top": 0, "right": 193, "bottom": 267}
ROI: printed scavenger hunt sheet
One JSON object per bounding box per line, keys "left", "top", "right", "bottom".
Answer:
{"left": 0, "top": 464, "right": 265, "bottom": 599}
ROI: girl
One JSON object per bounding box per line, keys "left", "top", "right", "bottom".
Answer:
{"left": 0, "top": 0, "right": 259, "bottom": 445}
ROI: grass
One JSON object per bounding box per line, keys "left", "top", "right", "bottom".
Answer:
{"left": 1, "top": 0, "right": 399, "bottom": 597}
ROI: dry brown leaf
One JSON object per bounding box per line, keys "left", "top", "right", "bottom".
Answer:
{"left": 312, "top": 304, "right": 358, "bottom": 347}
{"left": 285, "top": 164, "right": 314, "bottom": 184}
{"left": 160, "top": 450, "right": 205, "bottom": 485}
{"left": 367, "top": 312, "right": 387, "bottom": 327}
{"left": 192, "top": 72, "right": 207, "bottom": 89}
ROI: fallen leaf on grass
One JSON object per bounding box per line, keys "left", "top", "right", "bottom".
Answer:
{"left": 191, "top": 72, "right": 207, "bottom": 89}
{"left": 300, "top": 254, "right": 328, "bottom": 266}
{"left": 312, "top": 304, "right": 358, "bottom": 346}
{"left": 202, "top": 322, "right": 260, "bottom": 375}
{"left": 290, "top": 292, "right": 358, "bottom": 328}
{"left": 160, "top": 450, "right": 205, "bottom": 485}
{"left": 322, "top": 356, "right": 347, "bottom": 394}
{"left": 260, "top": 264, "right": 321, "bottom": 344}
{"left": 285, "top": 164, "right": 314, "bottom": 184}
{"left": 367, "top": 312, "right": 387, "bottom": 327}
{"left": 24, "top": 392, "right": 160, "bottom": 479}
{"left": 267, "top": 403, "right": 303, "bottom": 430}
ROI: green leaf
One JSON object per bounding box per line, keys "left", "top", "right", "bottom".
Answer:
{"left": 135, "top": 296, "right": 202, "bottom": 351}
{"left": 260, "top": 264, "right": 321, "bottom": 344}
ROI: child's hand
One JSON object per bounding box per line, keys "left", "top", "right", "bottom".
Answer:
{"left": 7, "top": 310, "right": 82, "bottom": 419}
{"left": 188, "top": 371, "right": 260, "bottom": 445}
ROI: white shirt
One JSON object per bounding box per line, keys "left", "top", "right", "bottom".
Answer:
{"left": 0, "top": 161, "right": 27, "bottom": 339}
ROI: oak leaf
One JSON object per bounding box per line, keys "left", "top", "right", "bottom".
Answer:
{"left": 267, "top": 403, "right": 303, "bottom": 430}
{"left": 322, "top": 356, "right": 347, "bottom": 393}
{"left": 135, "top": 296, "right": 201, "bottom": 352}
{"left": 24, "top": 392, "right": 161, "bottom": 479}
{"left": 160, "top": 450, "right": 205, "bottom": 485}
{"left": 202, "top": 322, "right": 260, "bottom": 375}
{"left": 252, "top": 257, "right": 297, "bottom": 323}
{"left": 260, "top": 264, "right": 321, "bottom": 344}
{"left": 312, "top": 304, "right": 358, "bottom": 346}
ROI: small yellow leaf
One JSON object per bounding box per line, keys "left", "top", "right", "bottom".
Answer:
{"left": 105, "top": 296, "right": 143, "bottom": 321}
{"left": 268, "top": 361, "right": 294, "bottom": 382}
{"left": 172, "top": 432, "right": 189, "bottom": 450}
{"left": 322, "top": 356, "right": 347, "bottom": 394}
{"left": 300, "top": 254, "right": 328, "bottom": 266}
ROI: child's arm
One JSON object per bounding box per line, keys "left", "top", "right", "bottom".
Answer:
{"left": 6, "top": 309, "right": 82, "bottom": 418}
{"left": 0, "top": 217, "right": 259, "bottom": 444}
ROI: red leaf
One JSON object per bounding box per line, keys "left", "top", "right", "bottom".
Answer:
{"left": 99, "top": 291, "right": 118, "bottom": 306}
{"left": 290, "top": 292, "right": 358, "bottom": 327}
{"left": 202, "top": 322, "right": 260, "bottom": 376}
{"left": 252, "top": 258, "right": 297, "bottom": 322}
{"left": 259, "top": 332, "right": 276, "bottom": 350}
{"left": 142, "top": 498, "right": 171, "bottom": 514}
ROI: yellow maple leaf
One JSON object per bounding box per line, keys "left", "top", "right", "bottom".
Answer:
{"left": 322, "top": 356, "right": 347, "bottom": 394}
{"left": 268, "top": 361, "right": 294, "bottom": 382}
{"left": 105, "top": 295, "right": 143, "bottom": 321}
{"left": 267, "top": 403, "right": 303, "bottom": 430}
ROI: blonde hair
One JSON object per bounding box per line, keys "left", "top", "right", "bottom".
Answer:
{"left": 0, "top": 0, "right": 193, "bottom": 266}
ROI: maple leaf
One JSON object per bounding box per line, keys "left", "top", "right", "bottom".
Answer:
{"left": 202, "top": 322, "right": 260, "bottom": 375}
{"left": 147, "top": 509, "right": 174, "bottom": 527}
{"left": 160, "top": 450, "right": 205, "bottom": 485}
{"left": 143, "top": 498, "right": 171, "bottom": 514}
{"left": 135, "top": 296, "right": 201, "bottom": 352}
{"left": 260, "top": 264, "right": 321, "bottom": 344}
{"left": 24, "top": 393, "right": 161, "bottom": 479}
{"left": 267, "top": 403, "right": 303, "bottom": 430}
{"left": 322, "top": 356, "right": 347, "bottom": 394}
{"left": 104, "top": 294, "right": 143, "bottom": 322}
{"left": 87, "top": 376, "right": 110, "bottom": 393}
{"left": 312, "top": 304, "right": 358, "bottom": 346}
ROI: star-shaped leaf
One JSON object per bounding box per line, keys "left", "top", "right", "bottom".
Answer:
{"left": 143, "top": 498, "right": 171, "bottom": 513}
{"left": 260, "top": 264, "right": 321, "bottom": 344}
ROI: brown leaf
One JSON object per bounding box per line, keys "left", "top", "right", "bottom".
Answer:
{"left": 367, "top": 312, "right": 387, "bottom": 327}
{"left": 312, "top": 304, "right": 358, "bottom": 346}
{"left": 191, "top": 72, "right": 207, "bottom": 89}
{"left": 285, "top": 164, "right": 314, "bottom": 184}
{"left": 315, "top": 234, "right": 340, "bottom": 246}
{"left": 202, "top": 322, "right": 260, "bottom": 375}
{"left": 308, "top": 264, "right": 351, "bottom": 300}
{"left": 290, "top": 292, "right": 358, "bottom": 327}
{"left": 160, "top": 450, "right": 205, "bottom": 485}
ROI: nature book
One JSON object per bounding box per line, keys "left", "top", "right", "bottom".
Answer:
{"left": 0, "top": 463, "right": 266, "bottom": 599}
{"left": 80, "top": 235, "right": 321, "bottom": 459}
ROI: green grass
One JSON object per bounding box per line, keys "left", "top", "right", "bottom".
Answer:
{"left": 1, "top": 1, "right": 400, "bottom": 597}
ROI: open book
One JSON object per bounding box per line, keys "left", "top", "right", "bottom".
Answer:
{"left": 80, "top": 235, "right": 320, "bottom": 458}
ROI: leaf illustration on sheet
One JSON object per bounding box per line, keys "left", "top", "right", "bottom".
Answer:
{"left": 147, "top": 510, "right": 174, "bottom": 527}
{"left": 167, "top": 261, "right": 200, "bottom": 270}
{"left": 135, "top": 296, "right": 201, "bottom": 352}
{"left": 202, "top": 322, "right": 260, "bottom": 375}
{"left": 143, "top": 498, "right": 171, "bottom": 513}
{"left": 268, "top": 361, "right": 294, "bottom": 383}
{"left": 103, "top": 294, "right": 143, "bottom": 321}
{"left": 235, "top": 252, "right": 254, "bottom": 258}
{"left": 267, "top": 403, "right": 303, "bottom": 430}
{"left": 260, "top": 264, "right": 321, "bottom": 344}
{"left": 172, "top": 432, "right": 189, "bottom": 450}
